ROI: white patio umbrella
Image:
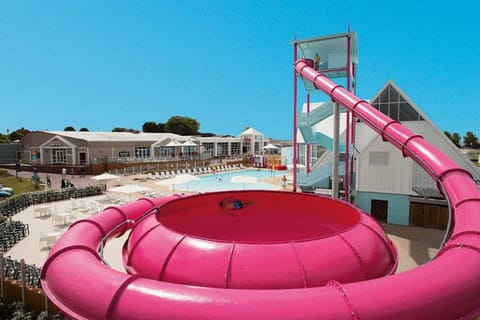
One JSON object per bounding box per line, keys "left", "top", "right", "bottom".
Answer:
{"left": 262, "top": 143, "right": 279, "bottom": 150}
{"left": 91, "top": 172, "right": 122, "bottom": 189}
{"left": 90, "top": 173, "right": 121, "bottom": 181}
{"left": 230, "top": 175, "right": 258, "bottom": 189}
{"left": 156, "top": 174, "right": 200, "bottom": 192}
{"left": 181, "top": 139, "right": 198, "bottom": 147}
{"left": 164, "top": 140, "right": 182, "bottom": 147}
{"left": 109, "top": 184, "right": 153, "bottom": 200}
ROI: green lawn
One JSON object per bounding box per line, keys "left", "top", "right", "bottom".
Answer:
{"left": 0, "top": 170, "right": 43, "bottom": 195}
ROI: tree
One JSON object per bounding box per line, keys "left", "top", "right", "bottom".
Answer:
{"left": 0, "top": 134, "right": 8, "bottom": 143}
{"left": 445, "top": 131, "right": 462, "bottom": 148}
{"left": 199, "top": 132, "right": 216, "bottom": 137}
{"left": 164, "top": 116, "right": 200, "bottom": 135}
{"left": 452, "top": 133, "right": 462, "bottom": 148}
{"left": 64, "top": 126, "right": 76, "bottom": 131}
{"left": 142, "top": 121, "right": 165, "bottom": 133}
{"left": 463, "top": 131, "right": 480, "bottom": 149}
{"left": 9, "top": 128, "right": 29, "bottom": 141}
{"left": 112, "top": 127, "right": 139, "bottom": 133}
{"left": 444, "top": 131, "right": 452, "bottom": 140}
{"left": 79, "top": 127, "right": 90, "bottom": 132}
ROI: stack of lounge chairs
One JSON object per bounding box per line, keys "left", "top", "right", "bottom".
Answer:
{"left": 0, "top": 220, "right": 30, "bottom": 253}
{"left": 2, "top": 256, "right": 41, "bottom": 288}
{"left": 142, "top": 164, "right": 245, "bottom": 181}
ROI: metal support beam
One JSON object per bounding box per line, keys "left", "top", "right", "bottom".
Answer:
{"left": 332, "top": 102, "right": 340, "bottom": 198}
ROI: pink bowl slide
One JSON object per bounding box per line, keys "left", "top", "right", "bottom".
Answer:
{"left": 40, "top": 60, "right": 480, "bottom": 319}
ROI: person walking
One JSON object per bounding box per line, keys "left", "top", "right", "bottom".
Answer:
{"left": 282, "top": 175, "right": 287, "bottom": 190}
{"left": 46, "top": 174, "right": 51, "bottom": 188}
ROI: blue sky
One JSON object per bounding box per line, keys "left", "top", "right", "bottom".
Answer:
{"left": 1, "top": 1, "right": 478, "bottom": 140}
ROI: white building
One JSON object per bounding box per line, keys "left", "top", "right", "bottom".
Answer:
{"left": 297, "top": 81, "right": 480, "bottom": 228}
{"left": 18, "top": 127, "right": 271, "bottom": 172}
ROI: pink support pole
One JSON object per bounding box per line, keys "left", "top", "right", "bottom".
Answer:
{"left": 292, "top": 43, "right": 298, "bottom": 192}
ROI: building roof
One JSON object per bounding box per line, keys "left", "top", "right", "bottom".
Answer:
{"left": 43, "top": 131, "right": 183, "bottom": 142}
{"left": 240, "top": 128, "right": 263, "bottom": 136}
{"left": 412, "top": 186, "right": 445, "bottom": 200}
{"left": 361, "top": 81, "right": 480, "bottom": 183}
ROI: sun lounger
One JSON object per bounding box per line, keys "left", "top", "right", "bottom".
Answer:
{"left": 160, "top": 171, "right": 168, "bottom": 179}
{"left": 88, "top": 202, "right": 102, "bottom": 215}
{"left": 78, "top": 200, "right": 90, "bottom": 213}
{"left": 70, "top": 198, "right": 80, "bottom": 210}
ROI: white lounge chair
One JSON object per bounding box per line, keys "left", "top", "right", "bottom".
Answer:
{"left": 78, "top": 200, "right": 90, "bottom": 213}
{"left": 88, "top": 202, "right": 102, "bottom": 215}
{"left": 70, "top": 198, "right": 80, "bottom": 210}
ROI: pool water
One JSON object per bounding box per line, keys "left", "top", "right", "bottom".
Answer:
{"left": 173, "top": 169, "right": 282, "bottom": 192}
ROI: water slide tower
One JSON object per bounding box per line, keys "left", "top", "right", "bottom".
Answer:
{"left": 292, "top": 31, "right": 358, "bottom": 199}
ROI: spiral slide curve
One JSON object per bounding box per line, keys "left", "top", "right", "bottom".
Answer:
{"left": 40, "top": 60, "right": 480, "bottom": 319}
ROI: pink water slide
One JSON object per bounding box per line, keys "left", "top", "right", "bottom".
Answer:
{"left": 40, "top": 60, "right": 480, "bottom": 319}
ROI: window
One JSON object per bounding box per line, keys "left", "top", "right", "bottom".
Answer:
{"left": 231, "top": 142, "right": 241, "bottom": 155}
{"left": 369, "top": 151, "right": 389, "bottom": 165}
{"left": 371, "top": 84, "right": 423, "bottom": 121}
{"left": 202, "top": 143, "right": 214, "bottom": 157}
{"left": 216, "top": 143, "right": 228, "bottom": 156}
{"left": 52, "top": 148, "right": 67, "bottom": 164}
{"left": 79, "top": 152, "right": 87, "bottom": 164}
{"left": 134, "top": 147, "right": 150, "bottom": 158}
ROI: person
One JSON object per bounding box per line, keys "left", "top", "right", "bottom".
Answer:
{"left": 31, "top": 172, "right": 40, "bottom": 182}
{"left": 282, "top": 175, "right": 287, "bottom": 190}
{"left": 219, "top": 198, "right": 255, "bottom": 216}
{"left": 61, "top": 178, "right": 66, "bottom": 189}
{"left": 46, "top": 174, "right": 51, "bottom": 188}
{"left": 314, "top": 53, "right": 320, "bottom": 70}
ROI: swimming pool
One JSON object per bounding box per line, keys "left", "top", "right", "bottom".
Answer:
{"left": 173, "top": 169, "right": 281, "bottom": 193}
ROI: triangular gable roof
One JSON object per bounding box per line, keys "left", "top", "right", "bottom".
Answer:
{"left": 370, "top": 80, "right": 430, "bottom": 122}
{"left": 240, "top": 127, "right": 263, "bottom": 136}
{"left": 356, "top": 81, "right": 430, "bottom": 153}
{"left": 39, "top": 135, "right": 76, "bottom": 149}
{"left": 360, "top": 81, "right": 480, "bottom": 182}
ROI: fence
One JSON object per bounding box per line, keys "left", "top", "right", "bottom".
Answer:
{"left": 0, "top": 185, "right": 106, "bottom": 316}
{"left": 0, "top": 184, "right": 105, "bottom": 218}
{"left": 0, "top": 255, "right": 59, "bottom": 315}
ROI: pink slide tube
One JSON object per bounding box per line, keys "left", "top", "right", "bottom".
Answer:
{"left": 41, "top": 61, "right": 480, "bottom": 319}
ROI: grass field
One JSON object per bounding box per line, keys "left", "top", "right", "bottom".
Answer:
{"left": 0, "top": 170, "right": 42, "bottom": 195}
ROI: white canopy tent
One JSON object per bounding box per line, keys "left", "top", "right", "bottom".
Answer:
{"left": 262, "top": 143, "right": 279, "bottom": 150}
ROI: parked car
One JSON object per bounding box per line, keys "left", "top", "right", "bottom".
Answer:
{"left": 0, "top": 190, "right": 11, "bottom": 198}
{"left": 0, "top": 184, "right": 13, "bottom": 195}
